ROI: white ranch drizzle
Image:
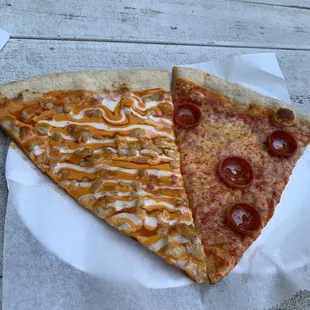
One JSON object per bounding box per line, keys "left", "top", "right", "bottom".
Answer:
{"left": 69, "top": 107, "right": 172, "bottom": 127}
{"left": 38, "top": 119, "right": 174, "bottom": 139}
{"left": 53, "top": 162, "right": 180, "bottom": 177}
{"left": 28, "top": 88, "right": 203, "bottom": 276}
{"left": 60, "top": 179, "right": 183, "bottom": 192}
{"left": 78, "top": 188, "right": 187, "bottom": 203}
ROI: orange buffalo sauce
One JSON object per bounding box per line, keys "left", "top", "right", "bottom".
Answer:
{"left": 0, "top": 86, "right": 207, "bottom": 283}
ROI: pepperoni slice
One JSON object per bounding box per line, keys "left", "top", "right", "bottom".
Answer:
{"left": 226, "top": 203, "right": 262, "bottom": 235}
{"left": 267, "top": 130, "right": 297, "bottom": 158}
{"left": 218, "top": 157, "right": 254, "bottom": 189}
{"left": 174, "top": 104, "right": 201, "bottom": 129}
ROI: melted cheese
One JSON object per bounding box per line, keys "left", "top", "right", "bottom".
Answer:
{"left": 149, "top": 238, "right": 168, "bottom": 251}
{"left": 39, "top": 119, "right": 174, "bottom": 139}
{"left": 58, "top": 146, "right": 118, "bottom": 154}
{"left": 128, "top": 109, "right": 172, "bottom": 126}
{"left": 80, "top": 189, "right": 185, "bottom": 202}
{"left": 70, "top": 108, "right": 127, "bottom": 124}
{"left": 52, "top": 132, "right": 75, "bottom": 141}
{"left": 3, "top": 87, "right": 207, "bottom": 283}
{"left": 94, "top": 94, "right": 122, "bottom": 112}
{"left": 113, "top": 200, "right": 137, "bottom": 211}
{"left": 53, "top": 162, "right": 180, "bottom": 178}
{"left": 110, "top": 213, "right": 143, "bottom": 228}
{"left": 144, "top": 216, "right": 159, "bottom": 230}
{"left": 70, "top": 107, "right": 172, "bottom": 128}
{"left": 32, "top": 145, "right": 44, "bottom": 156}
{"left": 60, "top": 179, "right": 183, "bottom": 192}
{"left": 142, "top": 199, "right": 188, "bottom": 213}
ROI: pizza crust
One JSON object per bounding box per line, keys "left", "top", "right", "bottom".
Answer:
{"left": 172, "top": 66, "right": 310, "bottom": 284}
{"left": 0, "top": 69, "right": 170, "bottom": 98}
{"left": 0, "top": 69, "right": 208, "bottom": 283}
{"left": 172, "top": 66, "right": 310, "bottom": 124}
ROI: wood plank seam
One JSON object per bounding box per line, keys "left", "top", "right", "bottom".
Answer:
{"left": 2, "top": 0, "right": 310, "bottom": 49}
{"left": 232, "top": 0, "right": 310, "bottom": 10}
{"left": 2, "top": 39, "right": 310, "bottom": 111}
{"left": 9, "top": 36, "right": 310, "bottom": 51}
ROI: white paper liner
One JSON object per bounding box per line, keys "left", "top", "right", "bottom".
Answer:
{"left": 5, "top": 53, "right": 310, "bottom": 290}
{"left": 0, "top": 28, "right": 10, "bottom": 50}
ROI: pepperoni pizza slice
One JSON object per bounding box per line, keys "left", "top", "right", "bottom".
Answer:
{"left": 172, "top": 66, "right": 310, "bottom": 284}
{"left": 0, "top": 70, "right": 207, "bottom": 283}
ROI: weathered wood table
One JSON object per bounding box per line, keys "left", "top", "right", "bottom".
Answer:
{"left": 0, "top": 1, "right": 310, "bottom": 308}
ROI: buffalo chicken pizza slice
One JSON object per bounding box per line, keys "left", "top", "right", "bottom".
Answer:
{"left": 172, "top": 66, "right": 310, "bottom": 283}
{"left": 0, "top": 70, "right": 207, "bottom": 282}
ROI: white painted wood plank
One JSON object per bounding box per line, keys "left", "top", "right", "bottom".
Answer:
{"left": 1, "top": 39, "right": 310, "bottom": 112}
{"left": 0, "top": 0, "right": 309, "bottom": 48}
{"left": 235, "top": 0, "right": 310, "bottom": 8}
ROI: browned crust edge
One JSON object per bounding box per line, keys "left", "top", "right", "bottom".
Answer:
{"left": 172, "top": 66, "right": 310, "bottom": 126}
